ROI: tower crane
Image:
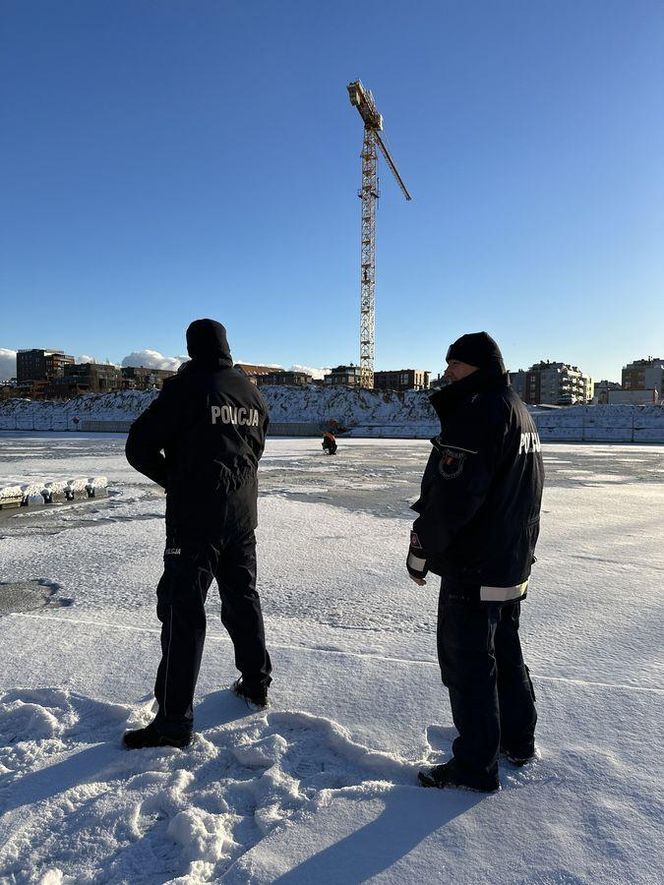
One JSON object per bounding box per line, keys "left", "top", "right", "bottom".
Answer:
{"left": 347, "top": 80, "right": 411, "bottom": 389}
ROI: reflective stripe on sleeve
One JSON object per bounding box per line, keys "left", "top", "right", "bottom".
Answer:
{"left": 480, "top": 580, "right": 529, "bottom": 602}
{"left": 407, "top": 552, "right": 427, "bottom": 571}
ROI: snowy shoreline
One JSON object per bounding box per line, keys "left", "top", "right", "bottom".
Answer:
{"left": 2, "top": 387, "right": 664, "bottom": 442}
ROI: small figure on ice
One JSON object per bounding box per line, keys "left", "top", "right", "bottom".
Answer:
{"left": 322, "top": 430, "right": 338, "bottom": 455}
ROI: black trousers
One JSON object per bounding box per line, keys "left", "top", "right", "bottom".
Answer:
{"left": 437, "top": 581, "right": 537, "bottom": 788}
{"left": 153, "top": 530, "right": 272, "bottom": 736}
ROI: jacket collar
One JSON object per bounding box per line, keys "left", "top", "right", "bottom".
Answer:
{"left": 429, "top": 369, "right": 509, "bottom": 421}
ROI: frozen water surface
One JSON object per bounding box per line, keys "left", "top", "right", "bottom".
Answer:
{"left": 0, "top": 434, "right": 662, "bottom": 883}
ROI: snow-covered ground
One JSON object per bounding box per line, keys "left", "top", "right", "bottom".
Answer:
{"left": 0, "top": 434, "right": 663, "bottom": 884}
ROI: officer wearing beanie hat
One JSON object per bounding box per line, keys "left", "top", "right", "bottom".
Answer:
{"left": 410, "top": 331, "right": 544, "bottom": 793}
{"left": 445, "top": 331, "right": 506, "bottom": 374}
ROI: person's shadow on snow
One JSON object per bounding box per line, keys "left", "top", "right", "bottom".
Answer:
{"left": 1, "top": 689, "right": 250, "bottom": 814}
{"left": 270, "top": 784, "right": 485, "bottom": 885}
{"left": 2, "top": 741, "right": 121, "bottom": 813}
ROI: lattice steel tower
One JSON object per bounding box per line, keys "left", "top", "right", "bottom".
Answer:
{"left": 347, "top": 81, "right": 411, "bottom": 389}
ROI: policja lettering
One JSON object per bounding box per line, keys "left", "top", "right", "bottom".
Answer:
{"left": 518, "top": 431, "right": 542, "bottom": 455}
{"left": 211, "top": 405, "right": 260, "bottom": 427}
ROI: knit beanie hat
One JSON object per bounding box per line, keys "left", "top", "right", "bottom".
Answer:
{"left": 446, "top": 332, "right": 506, "bottom": 374}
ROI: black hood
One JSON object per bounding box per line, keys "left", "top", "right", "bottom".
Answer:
{"left": 186, "top": 319, "right": 233, "bottom": 369}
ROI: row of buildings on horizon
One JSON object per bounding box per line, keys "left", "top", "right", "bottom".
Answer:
{"left": 1, "top": 349, "right": 663, "bottom": 408}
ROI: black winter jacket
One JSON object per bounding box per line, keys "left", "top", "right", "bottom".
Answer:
{"left": 412, "top": 368, "right": 544, "bottom": 599}
{"left": 125, "top": 323, "right": 269, "bottom": 540}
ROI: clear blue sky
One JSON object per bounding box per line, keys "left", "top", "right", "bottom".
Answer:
{"left": 1, "top": 0, "right": 662, "bottom": 381}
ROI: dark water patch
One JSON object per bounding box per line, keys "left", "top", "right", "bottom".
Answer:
{"left": 0, "top": 579, "right": 74, "bottom": 616}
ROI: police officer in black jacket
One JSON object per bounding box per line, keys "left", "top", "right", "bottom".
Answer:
{"left": 123, "top": 319, "right": 272, "bottom": 749}
{"left": 410, "top": 332, "right": 544, "bottom": 792}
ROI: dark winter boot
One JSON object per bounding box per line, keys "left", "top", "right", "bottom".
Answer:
{"left": 418, "top": 758, "right": 500, "bottom": 793}
{"left": 122, "top": 721, "right": 192, "bottom": 750}
{"left": 232, "top": 677, "right": 268, "bottom": 708}
{"left": 500, "top": 744, "right": 537, "bottom": 767}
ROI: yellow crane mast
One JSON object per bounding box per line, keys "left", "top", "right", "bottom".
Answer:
{"left": 347, "top": 80, "right": 411, "bottom": 389}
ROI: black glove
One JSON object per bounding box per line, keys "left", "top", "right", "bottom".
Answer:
{"left": 406, "top": 530, "right": 428, "bottom": 583}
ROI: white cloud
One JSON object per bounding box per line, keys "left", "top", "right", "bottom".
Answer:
{"left": 0, "top": 348, "right": 17, "bottom": 381}
{"left": 233, "top": 362, "right": 328, "bottom": 380}
{"left": 78, "top": 356, "right": 120, "bottom": 367}
{"left": 121, "top": 350, "right": 186, "bottom": 371}
{"left": 235, "top": 359, "right": 283, "bottom": 369}
{"left": 290, "top": 364, "right": 329, "bottom": 380}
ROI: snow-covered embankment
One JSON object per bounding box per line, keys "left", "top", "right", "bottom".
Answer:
{"left": 1, "top": 388, "right": 664, "bottom": 441}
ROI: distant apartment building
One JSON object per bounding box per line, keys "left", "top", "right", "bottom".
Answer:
{"left": 510, "top": 361, "right": 593, "bottom": 405}
{"left": 509, "top": 370, "right": 528, "bottom": 401}
{"left": 429, "top": 373, "right": 450, "bottom": 390}
{"left": 121, "top": 366, "right": 176, "bottom": 390}
{"left": 51, "top": 362, "right": 122, "bottom": 396}
{"left": 373, "top": 369, "right": 430, "bottom": 391}
{"left": 593, "top": 380, "right": 621, "bottom": 405}
{"left": 323, "top": 364, "right": 363, "bottom": 387}
{"left": 259, "top": 370, "right": 313, "bottom": 386}
{"left": 608, "top": 389, "right": 659, "bottom": 405}
{"left": 234, "top": 363, "right": 280, "bottom": 385}
{"left": 13, "top": 361, "right": 177, "bottom": 399}
{"left": 16, "top": 349, "right": 75, "bottom": 384}
{"left": 0, "top": 381, "right": 17, "bottom": 401}
{"left": 622, "top": 358, "right": 664, "bottom": 396}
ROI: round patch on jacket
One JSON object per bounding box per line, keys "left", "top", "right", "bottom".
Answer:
{"left": 438, "top": 448, "right": 466, "bottom": 479}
